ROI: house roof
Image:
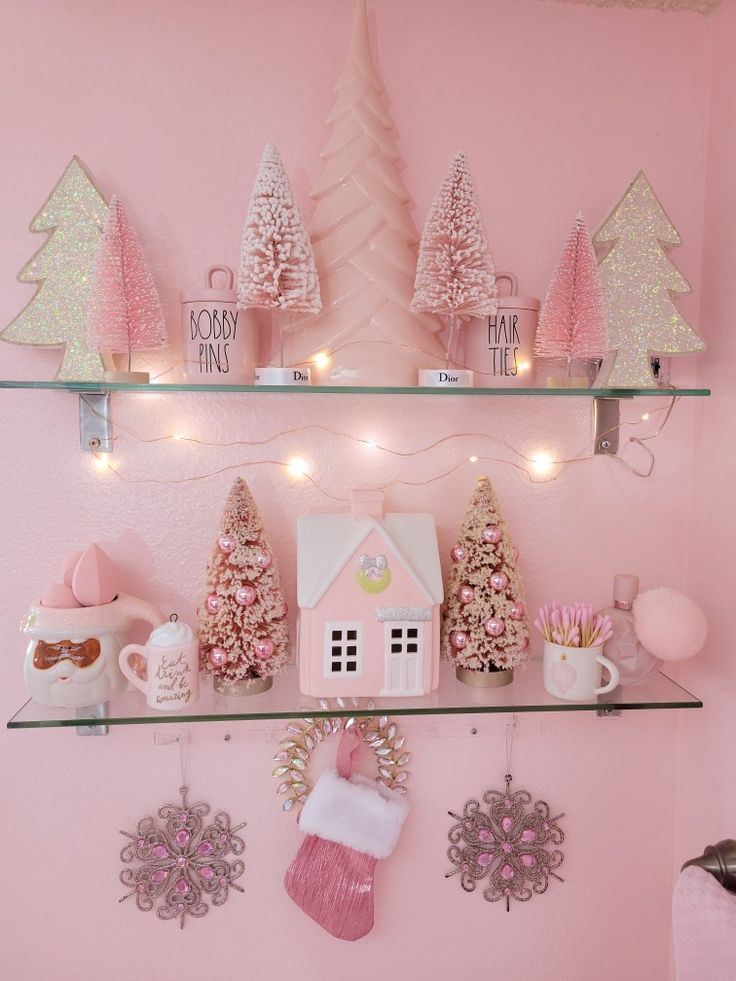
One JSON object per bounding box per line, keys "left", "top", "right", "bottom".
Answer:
{"left": 297, "top": 512, "right": 444, "bottom": 609}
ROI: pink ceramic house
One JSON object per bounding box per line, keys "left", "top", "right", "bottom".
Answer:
{"left": 297, "top": 490, "right": 443, "bottom": 698}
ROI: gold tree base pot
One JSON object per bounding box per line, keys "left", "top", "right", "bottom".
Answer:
{"left": 214, "top": 675, "right": 273, "bottom": 697}
{"left": 456, "top": 666, "right": 514, "bottom": 689}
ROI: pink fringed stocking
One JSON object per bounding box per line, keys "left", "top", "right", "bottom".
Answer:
{"left": 284, "top": 731, "right": 409, "bottom": 941}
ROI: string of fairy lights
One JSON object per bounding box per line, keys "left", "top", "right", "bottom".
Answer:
{"left": 86, "top": 387, "right": 681, "bottom": 498}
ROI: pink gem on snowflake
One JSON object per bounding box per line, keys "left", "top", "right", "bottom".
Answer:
{"left": 119, "top": 786, "right": 247, "bottom": 929}
{"left": 447, "top": 780, "right": 566, "bottom": 910}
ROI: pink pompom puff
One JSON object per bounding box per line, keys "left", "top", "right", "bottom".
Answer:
{"left": 633, "top": 587, "right": 707, "bottom": 663}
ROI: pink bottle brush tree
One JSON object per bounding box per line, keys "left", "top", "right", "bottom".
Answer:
{"left": 86, "top": 196, "right": 167, "bottom": 383}
{"left": 412, "top": 153, "right": 498, "bottom": 371}
{"left": 535, "top": 212, "right": 607, "bottom": 386}
{"left": 198, "top": 477, "right": 289, "bottom": 695}
{"left": 238, "top": 144, "right": 321, "bottom": 374}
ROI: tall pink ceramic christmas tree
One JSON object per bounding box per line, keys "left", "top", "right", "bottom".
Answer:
{"left": 238, "top": 144, "right": 321, "bottom": 376}
{"left": 535, "top": 212, "right": 607, "bottom": 386}
{"left": 87, "top": 196, "right": 168, "bottom": 383}
{"left": 412, "top": 153, "right": 498, "bottom": 372}
{"left": 442, "top": 476, "right": 529, "bottom": 687}
{"left": 198, "top": 478, "right": 289, "bottom": 695}
{"left": 282, "top": 0, "right": 445, "bottom": 385}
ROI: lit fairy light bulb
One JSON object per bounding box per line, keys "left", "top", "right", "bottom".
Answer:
{"left": 365, "top": 439, "right": 377, "bottom": 450}
{"left": 288, "top": 456, "right": 310, "bottom": 478}
{"left": 93, "top": 453, "right": 112, "bottom": 474}
{"left": 313, "top": 351, "right": 330, "bottom": 370}
{"left": 641, "top": 412, "right": 650, "bottom": 422}
{"left": 469, "top": 455, "right": 478, "bottom": 463}
{"left": 172, "top": 432, "right": 187, "bottom": 441}
{"left": 518, "top": 361, "right": 531, "bottom": 374}
{"left": 530, "top": 451, "right": 554, "bottom": 475}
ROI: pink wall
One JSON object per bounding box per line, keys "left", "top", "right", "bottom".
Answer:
{"left": 0, "top": 2, "right": 720, "bottom": 979}
{"left": 674, "top": 0, "right": 736, "bottom": 908}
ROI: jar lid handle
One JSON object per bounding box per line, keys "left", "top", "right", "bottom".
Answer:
{"left": 495, "top": 271, "right": 518, "bottom": 297}
{"left": 206, "top": 265, "right": 234, "bottom": 290}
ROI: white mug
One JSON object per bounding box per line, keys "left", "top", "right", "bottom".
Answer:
{"left": 119, "top": 618, "right": 199, "bottom": 712}
{"left": 543, "top": 641, "right": 620, "bottom": 701}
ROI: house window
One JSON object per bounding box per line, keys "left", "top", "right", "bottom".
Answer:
{"left": 324, "top": 623, "right": 363, "bottom": 678}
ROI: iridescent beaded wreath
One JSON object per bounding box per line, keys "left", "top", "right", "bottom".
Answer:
{"left": 119, "top": 785, "right": 245, "bottom": 928}
{"left": 446, "top": 777, "right": 564, "bottom": 911}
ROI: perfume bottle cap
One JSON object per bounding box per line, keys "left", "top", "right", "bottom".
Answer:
{"left": 614, "top": 574, "right": 639, "bottom": 610}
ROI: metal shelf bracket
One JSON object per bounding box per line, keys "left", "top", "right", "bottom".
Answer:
{"left": 593, "top": 397, "right": 621, "bottom": 455}
{"left": 79, "top": 392, "right": 112, "bottom": 453}
{"left": 75, "top": 702, "right": 108, "bottom": 736}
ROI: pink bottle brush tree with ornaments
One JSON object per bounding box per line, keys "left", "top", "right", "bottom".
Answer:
{"left": 237, "top": 144, "right": 321, "bottom": 385}
{"left": 412, "top": 152, "right": 498, "bottom": 387}
{"left": 198, "top": 478, "right": 289, "bottom": 695}
{"left": 442, "top": 476, "right": 529, "bottom": 687}
{"left": 535, "top": 212, "right": 607, "bottom": 387}
{"left": 87, "top": 195, "right": 168, "bottom": 383}
{"left": 282, "top": 0, "right": 446, "bottom": 386}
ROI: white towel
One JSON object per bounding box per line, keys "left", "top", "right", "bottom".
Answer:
{"left": 674, "top": 866, "right": 736, "bottom": 980}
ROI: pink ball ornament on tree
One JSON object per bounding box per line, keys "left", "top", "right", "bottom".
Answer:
{"left": 218, "top": 535, "right": 236, "bottom": 555}
{"left": 451, "top": 544, "right": 466, "bottom": 563}
{"left": 205, "top": 594, "right": 221, "bottom": 614}
{"left": 450, "top": 630, "right": 468, "bottom": 650}
{"left": 209, "top": 647, "right": 228, "bottom": 667}
{"left": 235, "top": 586, "right": 256, "bottom": 607}
{"left": 484, "top": 617, "right": 505, "bottom": 637}
{"left": 457, "top": 585, "right": 475, "bottom": 605}
{"left": 489, "top": 572, "right": 509, "bottom": 592}
{"left": 482, "top": 525, "right": 502, "bottom": 545}
{"left": 256, "top": 550, "right": 272, "bottom": 570}
{"left": 510, "top": 603, "right": 525, "bottom": 620}
{"left": 254, "top": 638, "right": 274, "bottom": 659}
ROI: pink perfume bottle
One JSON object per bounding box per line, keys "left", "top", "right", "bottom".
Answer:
{"left": 600, "top": 574, "right": 662, "bottom": 686}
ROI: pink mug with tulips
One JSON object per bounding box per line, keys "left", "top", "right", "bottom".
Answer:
{"left": 535, "top": 603, "right": 619, "bottom": 701}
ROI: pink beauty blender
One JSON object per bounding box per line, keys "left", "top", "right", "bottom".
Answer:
{"left": 71, "top": 543, "right": 118, "bottom": 607}
{"left": 61, "top": 548, "right": 84, "bottom": 587}
{"left": 633, "top": 587, "right": 707, "bottom": 663}
{"left": 41, "top": 582, "right": 82, "bottom": 609}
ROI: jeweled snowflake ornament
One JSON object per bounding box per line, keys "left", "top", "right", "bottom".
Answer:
{"left": 446, "top": 776, "right": 564, "bottom": 911}
{"left": 119, "top": 785, "right": 245, "bottom": 928}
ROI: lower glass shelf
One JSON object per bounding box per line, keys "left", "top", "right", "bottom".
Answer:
{"left": 6, "top": 664, "right": 702, "bottom": 729}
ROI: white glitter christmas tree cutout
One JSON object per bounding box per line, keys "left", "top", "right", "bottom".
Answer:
{"left": 594, "top": 171, "right": 705, "bottom": 388}
{"left": 2, "top": 157, "right": 108, "bottom": 381}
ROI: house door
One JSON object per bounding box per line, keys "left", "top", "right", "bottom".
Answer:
{"left": 382, "top": 622, "right": 423, "bottom": 696}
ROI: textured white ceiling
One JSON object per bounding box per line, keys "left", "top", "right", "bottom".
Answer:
{"left": 543, "top": 0, "right": 720, "bottom": 12}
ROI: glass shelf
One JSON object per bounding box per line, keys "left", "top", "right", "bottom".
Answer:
{"left": 6, "top": 664, "right": 702, "bottom": 730}
{"left": 0, "top": 380, "right": 711, "bottom": 397}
